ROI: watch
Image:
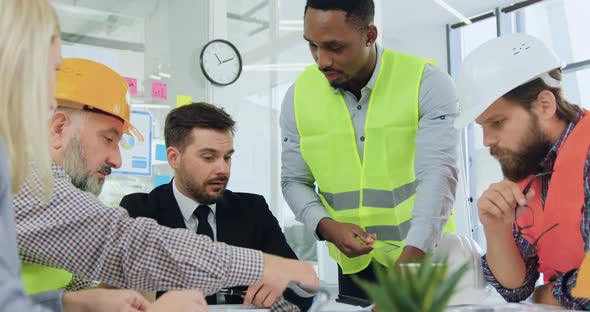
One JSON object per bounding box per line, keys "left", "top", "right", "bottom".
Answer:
{"left": 200, "top": 39, "right": 243, "bottom": 86}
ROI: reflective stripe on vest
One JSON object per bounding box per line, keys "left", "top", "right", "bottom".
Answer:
{"left": 365, "top": 219, "right": 413, "bottom": 241}
{"left": 516, "top": 111, "right": 590, "bottom": 283}
{"left": 294, "top": 49, "right": 456, "bottom": 274}
{"left": 319, "top": 181, "right": 417, "bottom": 210}
{"left": 21, "top": 262, "right": 73, "bottom": 295}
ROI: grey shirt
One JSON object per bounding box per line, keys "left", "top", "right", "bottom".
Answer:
{"left": 280, "top": 45, "right": 459, "bottom": 251}
{"left": 0, "top": 139, "right": 63, "bottom": 312}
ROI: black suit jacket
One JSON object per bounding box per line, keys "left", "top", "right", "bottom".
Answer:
{"left": 120, "top": 181, "right": 311, "bottom": 310}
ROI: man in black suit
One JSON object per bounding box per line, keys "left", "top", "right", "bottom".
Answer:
{"left": 120, "top": 102, "right": 311, "bottom": 311}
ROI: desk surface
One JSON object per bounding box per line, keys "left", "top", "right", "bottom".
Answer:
{"left": 207, "top": 289, "right": 572, "bottom": 312}
{"left": 208, "top": 302, "right": 567, "bottom": 312}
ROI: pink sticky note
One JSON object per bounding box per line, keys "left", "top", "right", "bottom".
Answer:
{"left": 151, "top": 81, "right": 168, "bottom": 100}
{"left": 124, "top": 77, "right": 138, "bottom": 96}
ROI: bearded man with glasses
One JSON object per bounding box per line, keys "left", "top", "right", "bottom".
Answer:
{"left": 454, "top": 34, "right": 590, "bottom": 310}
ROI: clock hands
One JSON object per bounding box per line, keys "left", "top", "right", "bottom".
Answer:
{"left": 214, "top": 53, "right": 234, "bottom": 65}
{"left": 221, "top": 57, "right": 234, "bottom": 64}
{"left": 202, "top": 40, "right": 242, "bottom": 85}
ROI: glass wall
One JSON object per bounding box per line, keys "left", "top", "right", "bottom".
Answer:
{"left": 513, "top": 0, "right": 590, "bottom": 108}
{"left": 52, "top": 0, "right": 210, "bottom": 208}
{"left": 208, "top": 0, "right": 318, "bottom": 262}
{"left": 448, "top": 14, "right": 501, "bottom": 248}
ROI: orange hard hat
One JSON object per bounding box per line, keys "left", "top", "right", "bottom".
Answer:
{"left": 55, "top": 58, "right": 143, "bottom": 141}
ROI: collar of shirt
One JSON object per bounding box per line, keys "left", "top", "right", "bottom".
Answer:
{"left": 51, "top": 163, "right": 70, "bottom": 180}
{"left": 542, "top": 113, "right": 583, "bottom": 171}
{"left": 172, "top": 178, "right": 217, "bottom": 224}
{"left": 331, "top": 43, "right": 383, "bottom": 95}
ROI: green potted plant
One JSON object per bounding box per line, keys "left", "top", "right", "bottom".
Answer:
{"left": 353, "top": 255, "right": 468, "bottom": 312}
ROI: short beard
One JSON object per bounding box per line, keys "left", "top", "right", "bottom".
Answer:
{"left": 329, "top": 80, "right": 348, "bottom": 89}
{"left": 490, "top": 114, "right": 553, "bottom": 182}
{"left": 176, "top": 162, "right": 227, "bottom": 205}
{"left": 321, "top": 67, "right": 349, "bottom": 89}
{"left": 61, "top": 136, "right": 105, "bottom": 196}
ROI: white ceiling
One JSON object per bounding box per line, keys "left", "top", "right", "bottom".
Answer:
{"left": 51, "top": 0, "right": 159, "bottom": 18}
{"left": 51, "top": 0, "right": 530, "bottom": 55}
{"left": 383, "top": 0, "right": 519, "bottom": 29}
{"left": 51, "top": 0, "right": 524, "bottom": 25}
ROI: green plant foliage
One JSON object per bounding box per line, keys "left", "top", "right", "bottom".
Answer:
{"left": 352, "top": 255, "right": 468, "bottom": 312}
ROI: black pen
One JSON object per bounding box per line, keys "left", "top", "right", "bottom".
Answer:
{"left": 218, "top": 288, "right": 246, "bottom": 296}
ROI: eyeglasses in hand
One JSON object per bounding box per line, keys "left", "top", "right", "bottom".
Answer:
{"left": 513, "top": 170, "right": 559, "bottom": 259}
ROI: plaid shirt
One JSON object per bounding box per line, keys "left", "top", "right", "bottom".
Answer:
{"left": 14, "top": 163, "right": 264, "bottom": 296}
{"left": 482, "top": 114, "right": 590, "bottom": 310}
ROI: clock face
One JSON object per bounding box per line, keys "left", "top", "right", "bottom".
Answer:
{"left": 200, "top": 39, "right": 242, "bottom": 86}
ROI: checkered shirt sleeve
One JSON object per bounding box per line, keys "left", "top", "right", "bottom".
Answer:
{"left": 65, "top": 274, "right": 98, "bottom": 291}
{"left": 271, "top": 297, "right": 300, "bottom": 312}
{"left": 15, "top": 164, "right": 263, "bottom": 295}
{"left": 481, "top": 231, "right": 540, "bottom": 302}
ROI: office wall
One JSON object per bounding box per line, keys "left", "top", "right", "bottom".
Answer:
{"left": 54, "top": 0, "right": 211, "bottom": 206}
{"left": 383, "top": 25, "right": 449, "bottom": 71}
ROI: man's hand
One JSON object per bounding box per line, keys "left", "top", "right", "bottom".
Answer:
{"left": 532, "top": 283, "right": 560, "bottom": 306}
{"left": 260, "top": 253, "right": 319, "bottom": 301}
{"left": 149, "top": 290, "right": 208, "bottom": 312}
{"left": 394, "top": 246, "right": 425, "bottom": 269}
{"left": 317, "top": 218, "right": 375, "bottom": 257}
{"left": 243, "top": 283, "right": 279, "bottom": 308}
{"left": 62, "top": 289, "right": 150, "bottom": 312}
{"left": 477, "top": 179, "right": 535, "bottom": 229}
{"left": 478, "top": 179, "right": 533, "bottom": 289}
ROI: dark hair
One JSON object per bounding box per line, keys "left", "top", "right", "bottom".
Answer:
{"left": 305, "top": 0, "right": 374, "bottom": 31}
{"left": 164, "top": 102, "right": 235, "bottom": 151}
{"left": 503, "top": 69, "right": 584, "bottom": 123}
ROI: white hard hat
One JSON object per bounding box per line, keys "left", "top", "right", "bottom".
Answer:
{"left": 433, "top": 233, "right": 491, "bottom": 306}
{"left": 454, "top": 33, "right": 563, "bottom": 129}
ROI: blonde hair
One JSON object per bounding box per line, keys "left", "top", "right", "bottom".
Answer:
{"left": 0, "top": 0, "right": 60, "bottom": 198}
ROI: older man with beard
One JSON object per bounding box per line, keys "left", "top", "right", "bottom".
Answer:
{"left": 120, "top": 102, "right": 312, "bottom": 312}
{"left": 13, "top": 58, "right": 319, "bottom": 304}
{"left": 455, "top": 34, "right": 590, "bottom": 310}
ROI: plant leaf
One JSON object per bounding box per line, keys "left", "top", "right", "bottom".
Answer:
{"left": 352, "top": 276, "right": 394, "bottom": 310}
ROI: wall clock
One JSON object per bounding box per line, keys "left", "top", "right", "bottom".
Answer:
{"left": 200, "top": 39, "right": 242, "bottom": 86}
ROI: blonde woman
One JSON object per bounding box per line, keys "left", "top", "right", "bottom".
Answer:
{"left": 0, "top": 0, "right": 207, "bottom": 311}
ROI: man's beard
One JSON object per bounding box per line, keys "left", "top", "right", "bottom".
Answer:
{"left": 61, "top": 135, "right": 111, "bottom": 196}
{"left": 321, "top": 67, "right": 349, "bottom": 89}
{"left": 328, "top": 80, "right": 348, "bottom": 89}
{"left": 176, "top": 161, "right": 228, "bottom": 205}
{"left": 490, "top": 115, "right": 553, "bottom": 182}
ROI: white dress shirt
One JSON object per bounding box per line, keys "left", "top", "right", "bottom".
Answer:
{"left": 172, "top": 178, "right": 218, "bottom": 241}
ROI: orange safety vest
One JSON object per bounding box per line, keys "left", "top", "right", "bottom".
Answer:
{"left": 517, "top": 110, "right": 590, "bottom": 283}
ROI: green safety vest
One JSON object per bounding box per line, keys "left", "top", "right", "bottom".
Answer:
{"left": 21, "top": 262, "right": 73, "bottom": 295}
{"left": 294, "top": 49, "right": 456, "bottom": 274}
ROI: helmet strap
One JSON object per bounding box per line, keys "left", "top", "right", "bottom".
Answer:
{"left": 537, "top": 72, "right": 561, "bottom": 88}
{"left": 82, "top": 105, "right": 125, "bottom": 124}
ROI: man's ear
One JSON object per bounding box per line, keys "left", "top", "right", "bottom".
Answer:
{"left": 535, "top": 90, "right": 558, "bottom": 120}
{"left": 49, "top": 111, "right": 70, "bottom": 150}
{"left": 366, "top": 24, "right": 378, "bottom": 46}
{"left": 167, "top": 146, "right": 181, "bottom": 170}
